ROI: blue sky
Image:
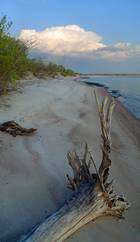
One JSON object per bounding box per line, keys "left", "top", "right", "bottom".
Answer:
{"left": 1, "top": 0, "right": 140, "bottom": 72}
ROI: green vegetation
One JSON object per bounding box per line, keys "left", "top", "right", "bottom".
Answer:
{"left": 0, "top": 16, "right": 75, "bottom": 93}
{"left": 0, "top": 16, "right": 30, "bottom": 92}
{"left": 28, "top": 59, "right": 75, "bottom": 78}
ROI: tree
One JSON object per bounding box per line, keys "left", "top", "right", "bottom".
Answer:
{"left": 0, "top": 16, "right": 29, "bottom": 92}
{"left": 0, "top": 15, "right": 12, "bottom": 37}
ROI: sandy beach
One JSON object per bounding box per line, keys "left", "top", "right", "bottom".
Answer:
{"left": 0, "top": 78, "right": 140, "bottom": 242}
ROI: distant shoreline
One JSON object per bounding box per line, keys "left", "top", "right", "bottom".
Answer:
{"left": 80, "top": 73, "right": 140, "bottom": 77}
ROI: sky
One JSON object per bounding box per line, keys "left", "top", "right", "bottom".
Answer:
{"left": 1, "top": 0, "right": 140, "bottom": 73}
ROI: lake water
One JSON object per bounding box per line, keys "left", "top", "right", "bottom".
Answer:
{"left": 82, "top": 76, "right": 140, "bottom": 119}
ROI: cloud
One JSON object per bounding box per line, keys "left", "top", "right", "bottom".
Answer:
{"left": 19, "top": 25, "right": 105, "bottom": 55}
{"left": 94, "top": 43, "right": 140, "bottom": 60}
{"left": 19, "top": 25, "right": 140, "bottom": 61}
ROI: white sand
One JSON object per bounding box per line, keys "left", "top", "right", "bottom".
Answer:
{"left": 0, "top": 78, "right": 139, "bottom": 242}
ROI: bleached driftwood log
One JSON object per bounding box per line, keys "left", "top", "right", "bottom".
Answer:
{"left": 0, "top": 121, "right": 37, "bottom": 137}
{"left": 23, "top": 93, "right": 130, "bottom": 242}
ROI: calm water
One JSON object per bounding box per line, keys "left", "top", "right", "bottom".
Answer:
{"left": 82, "top": 76, "right": 140, "bottom": 119}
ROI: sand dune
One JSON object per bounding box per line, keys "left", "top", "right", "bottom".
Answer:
{"left": 0, "top": 78, "right": 139, "bottom": 242}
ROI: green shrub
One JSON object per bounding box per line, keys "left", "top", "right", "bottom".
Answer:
{"left": 0, "top": 16, "right": 29, "bottom": 92}
{"left": 28, "top": 59, "right": 75, "bottom": 78}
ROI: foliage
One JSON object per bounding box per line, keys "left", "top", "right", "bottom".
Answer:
{"left": 0, "top": 16, "right": 29, "bottom": 91}
{"left": 0, "top": 15, "right": 75, "bottom": 93}
{"left": 28, "top": 59, "right": 75, "bottom": 78}
{"left": 0, "top": 15, "right": 12, "bottom": 37}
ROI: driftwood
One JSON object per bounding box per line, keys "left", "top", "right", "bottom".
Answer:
{"left": 0, "top": 121, "right": 37, "bottom": 137}
{"left": 23, "top": 93, "right": 130, "bottom": 242}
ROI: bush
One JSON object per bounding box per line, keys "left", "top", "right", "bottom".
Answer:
{"left": 28, "top": 60, "right": 75, "bottom": 78}
{"left": 0, "top": 16, "right": 29, "bottom": 91}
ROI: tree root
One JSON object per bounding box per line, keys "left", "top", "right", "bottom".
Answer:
{"left": 0, "top": 121, "right": 37, "bottom": 137}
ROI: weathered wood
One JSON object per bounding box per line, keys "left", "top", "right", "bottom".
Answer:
{"left": 0, "top": 121, "right": 37, "bottom": 137}
{"left": 24, "top": 180, "right": 129, "bottom": 242}
{"left": 22, "top": 93, "right": 130, "bottom": 242}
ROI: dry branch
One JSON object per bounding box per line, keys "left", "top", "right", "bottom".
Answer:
{"left": 23, "top": 92, "right": 130, "bottom": 242}
{"left": 0, "top": 121, "right": 37, "bottom": 137}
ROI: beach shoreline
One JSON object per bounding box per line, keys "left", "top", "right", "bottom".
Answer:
{"left": 0, "top": 78, "right": 139, "bottom": 242}
{"left": 81, "top": 75, "right": 140, "bottom": 120}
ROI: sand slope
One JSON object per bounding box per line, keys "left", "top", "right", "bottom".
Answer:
{"left": 0, "top": 79, "right": 139, "bottom": 242}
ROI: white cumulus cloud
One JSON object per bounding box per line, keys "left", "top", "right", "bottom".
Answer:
{"left": 19, "top": 25, "right": 105, "bottom": 55}
{"left": 19, "top": 25, "right": 140, "bottom": 61}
